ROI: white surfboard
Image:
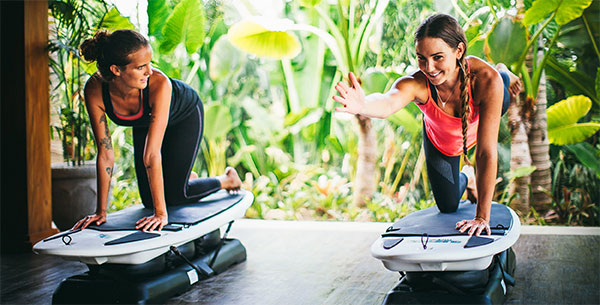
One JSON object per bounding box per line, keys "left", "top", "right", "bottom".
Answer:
{"left": 33, "top": 190, "right": 253, "bottom": 265}
{"left": 371, "top": 202, "right": 520, "bottom": 272}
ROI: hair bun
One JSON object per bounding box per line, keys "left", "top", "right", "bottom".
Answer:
{"left": 80, "top": 30, "right": 110, "bottom": 62}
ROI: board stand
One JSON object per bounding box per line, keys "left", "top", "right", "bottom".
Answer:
{"left": 52, "top": 223, "right": 246, "bottom": 304}
{"left": 382, "top": 248, "right": 516, "bottom": 305}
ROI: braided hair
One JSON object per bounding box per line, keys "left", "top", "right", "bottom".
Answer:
{"left": 414, "top": 14, "right": 471, "bottom": 164}
{"left": 80, "top": 29, "right": 149, "bottom": 81}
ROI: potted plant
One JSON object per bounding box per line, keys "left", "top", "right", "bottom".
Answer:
{"left": 48, "top": 0, "right": 131, "bottom": 230}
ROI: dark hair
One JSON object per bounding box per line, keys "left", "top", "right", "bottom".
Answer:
{"left": 80, "top": 29, "right": 149, "bottom": 81}
{"left": 415, "top": 14, "right": 471, "bottom": 165}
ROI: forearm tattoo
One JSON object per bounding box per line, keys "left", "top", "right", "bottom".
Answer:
{"left": 99, "top": 116, "right": 112, "bottom": 150}
{"left": 105, "top": 167, "right": 112, "bottom": 177}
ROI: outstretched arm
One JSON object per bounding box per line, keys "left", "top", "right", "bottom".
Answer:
{"left": 333, "top": 72, "right": 420, "bottom": 119}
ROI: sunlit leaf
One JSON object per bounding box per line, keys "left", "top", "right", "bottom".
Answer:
{"left": 98, "top": 8, "right": 134, "bottom": 31}
{"left": 228, "top": 18, "right": 301, "bottom": 59}
{"left": 524, "top": 0, "right": 592, "bottom": 26}
{"left": 148, "top": 0, "right": 171, "bottom": 38}
{"left": 547, "top": 95, "right": 600, "bottom": 145}
{"left": 485, "top": 17, "right": 527, "bottom": 66}
{"left": 160, "top": 0, "right": 206, "bottom": 55}
{"left": 547, "top": 95, "right": 592, "bottom": 129}
{"left": 506, "top": 166, "right": 537, "bottom": 180}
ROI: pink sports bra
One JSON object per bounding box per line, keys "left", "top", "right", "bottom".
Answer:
{"left": 416, "top": 68, "right": 480, "bottom": 157}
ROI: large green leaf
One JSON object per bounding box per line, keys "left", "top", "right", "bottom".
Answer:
{"left": 506, "top": 166, "right": 537, "bottom": 180}
{"left": 209, "top": 36, "right": 245, "bottom": 82}
{"left": 524, "top": 0, "right": 593, "bottom": 26}
{"left": 565, "top": 142, "right": 600, "bottom": 177}
{"left": 227, "top": 18, "right": 301, "bottom": 59}
{"left": 203, "top": 104, "right": 233, "bottom": 141}
{"left": 98, "top": 8, "right": 134, "bottom": 31}
{"left": 159, "top": 0, "right": 206, "bottom": 55}
{"left": 485, "top": 17, "right": 527, "bottom": 66}
{"left": 148, "top": 0, "right": 171, "bottom": 38}
{"left": 547, "top": 95, "right": 600, "bottom": 145}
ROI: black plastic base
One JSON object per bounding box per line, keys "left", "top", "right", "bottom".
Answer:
{"left": 52, "top": 238, "right": 246, "bottom": 304}
{"left": 383, "top": 248, "right": 516, "bottom": 305}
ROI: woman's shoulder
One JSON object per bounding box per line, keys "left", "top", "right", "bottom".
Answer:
{"left": 83, "top": 73, "right": 103, "bottom": 97}
{"left": 466, "top": 56, "right": 502, "bottom": 88}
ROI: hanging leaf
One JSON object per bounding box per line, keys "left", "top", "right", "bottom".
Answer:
{"left": 565, "top": 143, "right": 600, "bottom": 178}
{"left": 98, "top": 8, "right": 134, "bottom": 31}
{"left": 148, "top": 0, "right": 171, "bottom": 38}
{"left": 203, "top": 104, "right": 233, "bottom": 141}
{"left": 547, "top": 95, "right": 600, "bottom": 145}
{"left": 485, "top": 17, "right": 527, "bottom": 66}
{"left": 228, "top": 18, "right": 301, "bottom": 59}
{"left": 160, "top": 0, "right": 206, "bottom": 55}
{"left": 524, "top": 0, "right": 593, "bottom": 26}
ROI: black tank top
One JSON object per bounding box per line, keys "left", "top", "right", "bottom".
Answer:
{"left": 102, "top": 78, "right": 200, "bottom": 127}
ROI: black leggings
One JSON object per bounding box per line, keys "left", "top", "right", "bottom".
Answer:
{"left": 133, "top": 103, "right": 221, "bottom": 209}
{"left": 425, "top": 72, "right": 510, "bottom": 213}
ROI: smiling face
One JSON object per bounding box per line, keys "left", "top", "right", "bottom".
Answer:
{"left": 110, "top": 45, "right": 153, "bottom": 90}
{"left": 415, "top": 37, "right": 464, "bottom": 87}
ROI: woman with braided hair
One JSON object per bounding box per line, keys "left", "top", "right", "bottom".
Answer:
{"left": 334, "top": 14, "right": 521, "bottom": 236}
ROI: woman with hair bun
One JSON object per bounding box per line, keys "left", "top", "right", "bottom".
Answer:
{"left": 74, "top": 29, "right": 242, "bottom": 232}
{"left": 334, "top": 14, "right": 521, "bottom": 236}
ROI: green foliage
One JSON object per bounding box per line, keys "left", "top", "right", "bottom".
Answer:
{"left": 485, "top": 17, "right": 527, "bottom": 66}
{"left": 523, "top": 0, "right": 593, "bottom": 26}
{"left": 547, "top": 95, "right": 600, "bottom": 145}
{"left": 159, "top": 0, "right": 206, "bottom": 55}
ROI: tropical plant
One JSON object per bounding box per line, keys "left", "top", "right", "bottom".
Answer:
{"left": 48, "top": 0, "right": 134, "bottom": 165}
{"left": 227, "top": 0, "right": 394, "bottom": 207}
{"left": 482, "top": 0, "right": 594, "bottom": 212}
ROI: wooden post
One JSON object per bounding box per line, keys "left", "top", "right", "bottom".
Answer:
{"left": 1, "top": 0, "right": 56, "bottom": 252}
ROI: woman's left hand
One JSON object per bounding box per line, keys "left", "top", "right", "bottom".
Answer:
{"left": 456, "top": 217, "right": 491, "bottom": 236}
{"left": 135, "top": 213, "right": 168, "bottom": 232}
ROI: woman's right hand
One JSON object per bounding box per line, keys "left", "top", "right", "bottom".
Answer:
{"left": 72, "top": 213, "right": 106, "bottom": 231}
{"left": 333, "top": 72, "right": 366, "bottom": 115}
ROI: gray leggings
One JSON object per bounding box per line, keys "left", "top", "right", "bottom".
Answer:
{"left": 425, "top": 72, "right": 510, "bottom": 213}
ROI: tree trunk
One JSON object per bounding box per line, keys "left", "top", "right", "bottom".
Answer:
{"left": 508, "top": 94, "right": 532, "bottom": 214}
{"left": 528, "top": 37, "right": 553, "bottom": 212}
{"left": 353, "top": 115, "right": 377, "bottom": 207}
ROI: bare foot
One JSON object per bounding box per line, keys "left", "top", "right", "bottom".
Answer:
{"left": 189, "top": 171, "right": 198, "bottom": 181}
{"left": 496, "top": 63, "right": 522, "bottom": 97}
{"left": 218, "top": 167, "right": 242, "bottom": 192}
{"left": 462, "top": 165, "right": 478, "bottom": 203}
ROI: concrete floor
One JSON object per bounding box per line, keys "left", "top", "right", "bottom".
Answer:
{"left": 1, "top": 220, "right": 599, "bottom": 305}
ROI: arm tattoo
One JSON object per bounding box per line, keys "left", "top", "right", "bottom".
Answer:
{"left": 98, "top": 116, "right": 112, "bottom": 150}
{"left": 149, "top": 114, "right": 156, "bottom": 123}
{"left": 105, "top": 167, "right": 112, "bottom": 177}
